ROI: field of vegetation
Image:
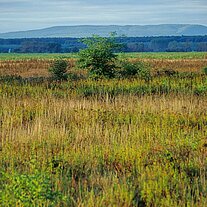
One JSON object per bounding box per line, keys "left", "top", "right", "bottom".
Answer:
{"left": 0, "top": 52, "right": 207, "bottom": 78}
{"left": 0, "top": 52, "right": 207, "bottom": 206}
{"left": 0, "top": 52, "right": 206, "bottom": 61}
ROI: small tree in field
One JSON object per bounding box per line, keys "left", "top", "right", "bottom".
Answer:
{"left": 78, "top": 34, "right": 120, "bottom": 79}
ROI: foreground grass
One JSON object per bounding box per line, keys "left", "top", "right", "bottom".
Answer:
{"left": 0, "top": 74, "right": 206, "bottom": 206}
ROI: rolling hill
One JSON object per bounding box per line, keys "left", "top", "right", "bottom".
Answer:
{"left": 0, "top": 24, "right": 207, "bottom": 39}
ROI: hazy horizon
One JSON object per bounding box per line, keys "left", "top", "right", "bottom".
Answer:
{"left": 1, "top": 23, "right": 207, "bottom": 34}
{"left": 0, "top": 0, "right": 207, "bottom": 33}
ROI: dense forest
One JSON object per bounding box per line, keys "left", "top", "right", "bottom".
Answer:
{"left": 0, "top": 36, "right": 207, "bottom": 53}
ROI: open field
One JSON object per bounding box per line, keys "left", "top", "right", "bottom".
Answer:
{"left": 0, "top": 52, "right": 207, "bottom": 77}
{"left": 0, "top": 53, "right": 207, "bottom": 206}
{"left": 0, "top": 52, "right": 206, "bottom": 61}
{"left": 0, "top": 53, "right": 77, "bottom": 61}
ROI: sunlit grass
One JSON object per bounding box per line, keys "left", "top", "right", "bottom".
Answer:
{"left": 0, "top": 74, "right": 207, "bottom": 206}
{"left": 0, "top": 53, "right": 206, "bottom": 206}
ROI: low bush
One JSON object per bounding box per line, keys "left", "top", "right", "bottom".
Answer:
{"left": 49, "top": 59, "right": 69, "bottom": 81}
{"left": 0, "top": 170, "right": 64, "bottom": 206}
{"left": 118, "top": 60, "right": 151, "bottom": 81}
{"left": 156, "top": 68, "right": 178, "bottom": 77}
{"left": 0, "top": 75, "right": 23, "bottom": 83}
{"left": 202, "top": 67, "right": 207, "bottom": 75}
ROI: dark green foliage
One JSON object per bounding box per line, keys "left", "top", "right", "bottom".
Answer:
{"left": 1, "top": 35, "right": 207, "bottom": 53}
{"left": 78, "top": 35, "right": 120, "bottom": 79}
{"left": 119, "top": 60, "right": 151, "bottom": 81}
{"left": 49, "top": 59, "right": 68, "bottom": 80}
{"left": 67, "top": 72, "right": 83, "bottom": 81}
{"left": 203, "top": 67, "right": 207, "bottom": 75}
{"left": 156, "top": 69, "right": 178, "bottom": 77}
{"left": 0, "top": 75, "right": 23, "bottom": 83}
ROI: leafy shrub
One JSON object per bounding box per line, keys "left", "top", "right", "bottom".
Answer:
{"left": 78, "top": 35, "right": 120, "bottom": 79}
{"left": 202, "top": 67, "right": 207, "bottom": 75}
{"left": 194, "top": 85, "right": 207, "bottom": 96}
{"left": 119, "top": 60, "right": 151, "bottom": 81}
{"left": 49, "top": 59, "right": 68, "bottom": 80}
{"left": 0, "top": 170, "right": 64, "bottom": 206}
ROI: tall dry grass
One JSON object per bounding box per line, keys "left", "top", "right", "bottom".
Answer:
{"left": 0, "top": 57, "right": 206, "bottom": 77}
{"left": 0, "top": 73, "right": 206, "bottom": 206}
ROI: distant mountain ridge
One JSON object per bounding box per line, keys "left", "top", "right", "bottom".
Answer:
{"left": 0, "top": 24, "right": 207, "bottom": 39}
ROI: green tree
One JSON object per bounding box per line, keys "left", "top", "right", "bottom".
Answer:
{"left": 77, "top": 34, "right": 120, "bottom": 79}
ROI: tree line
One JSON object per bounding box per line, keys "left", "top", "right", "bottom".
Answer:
{"left": 0, "top": 36, "right": 207, "bottom": 53}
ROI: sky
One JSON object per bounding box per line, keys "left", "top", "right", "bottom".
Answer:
{"left": 0, "top": 0, "right": 207, "bottom": 33}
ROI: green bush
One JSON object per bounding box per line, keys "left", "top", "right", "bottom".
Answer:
{"left": 194, "top": 85, "right": 207, "bottom": 96}
{"left": 49, "top": 59, "right": 68, "bottom": 80}
{"left": 0, "top": 170, "right": 64, "bottom": 206}
{"left": 78, "top": 35, "right": 120, "bottom": 79}
{"left": 202, "top": 67, "right": 207, "bottom": 75}
{"left": 0, "top": 75, "right": 23, "bottom": 83}
{"left": 119, "top": 60, "right": 151, "bottom": 81}
{"left": 156, "top": 69, "right": 178, "bottom": 77}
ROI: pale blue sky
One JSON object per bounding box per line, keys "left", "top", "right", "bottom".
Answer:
{"left": 0, "top": 0, "right": 207, "bottom": 33}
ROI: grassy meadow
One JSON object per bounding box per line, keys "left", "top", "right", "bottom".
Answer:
{"left": 0, "top": 52, "right": 207, "bottom": 206}
{"left": 0, "top": 52, "right": 206, "bottom": 61}
{"left": 0, "top": 52, "right": 207, "bottom": 78}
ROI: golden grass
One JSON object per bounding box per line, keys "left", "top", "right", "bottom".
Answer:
{"left": 0, "top": 54, "right": 206, "bottom": 206}
{"left": 131, "top": 58, "right": 207, "bottom": 73}
{"left": 0, "top": 59, "right": 76, "bottom": 77}
{"left": 0, "top": 57, "right": 206, "bottom": 77}
{"left": 0, "top": 77, "right": 207, "bottom": 206}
